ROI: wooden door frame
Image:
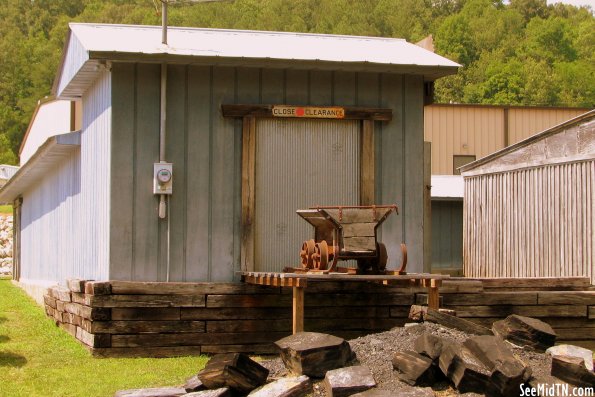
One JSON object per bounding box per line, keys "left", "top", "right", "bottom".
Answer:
{"left": 222, "top": 104, "right": 392, "bottom": 272}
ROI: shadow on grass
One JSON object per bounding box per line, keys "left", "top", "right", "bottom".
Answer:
{"left": 0, "top": 351, "right": 27, "bottom": 367}
{"left": 0, "top": 335, "right": 9, "bottom": 343}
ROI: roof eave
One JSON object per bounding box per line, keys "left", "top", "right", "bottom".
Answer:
{"left": 460, "top": 109, "right": 595, "bottom": 175}
{"left": 0, "top": 132, "right": 81, "bottom": 204}
{"left": 57, "top": 50, "right": 458, "bottom": 98}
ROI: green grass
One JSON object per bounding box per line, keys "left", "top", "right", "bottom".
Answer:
{"left": 0, "top": 205, "right": 12, "bottom": 214}
{"left": 0, "top": 277, "right": 209, "bottom": 397}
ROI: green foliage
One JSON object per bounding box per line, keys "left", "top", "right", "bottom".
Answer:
{"left": 0, "top": 0, "right": 593, "bottom": 163}
{"left": 0, "top": 279, "right": 208, "bottom": 397}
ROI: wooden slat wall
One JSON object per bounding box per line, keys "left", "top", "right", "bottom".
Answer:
{"left": 464, "top": 160, "right": 594, "bottom": 283}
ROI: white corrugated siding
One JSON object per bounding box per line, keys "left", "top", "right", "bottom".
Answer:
{"left": 463, "top": 160, "right": 594, "bottom": 283}
{"left": 20, "top": 150, "right": 80, "bottom": 283}
{"left": 79, "top": 70, "right": 111, "bottom": 280}
{"left": 57, "top": 32, "right": 89, "bottom": 97}
{"left": 254, "top": 118, "right": 360, "bottom": 271}
{"left": 19, "top": 71, "right": 111, "bottom": 284}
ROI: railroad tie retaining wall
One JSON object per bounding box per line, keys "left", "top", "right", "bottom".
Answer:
{"left": 43, "top": 277, "right": 595, "bottom": 357}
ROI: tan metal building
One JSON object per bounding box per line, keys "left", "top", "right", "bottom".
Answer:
{"left": 460, "top": 110, "right": 595, "bottom": 283}
{"left": 425, "top": 104, "right": 591, "bottom": 175}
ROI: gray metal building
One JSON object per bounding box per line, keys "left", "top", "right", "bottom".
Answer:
{"left": 461, "top": 110, "right": 595, "bottom": 283}
{"left": 0, "top": 23, "right": 458, "bottom": 294}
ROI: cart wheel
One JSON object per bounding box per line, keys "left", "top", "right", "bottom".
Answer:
{"left": 377, "top": 242, "right": 388, "bottom": 271}
{"left": 300, "top": 239, "right": 316, "bottom": 269}
{"left": 313, "top": 241, "right": 329, "bottom": 270}
{"left": 357, "top": 259, "right": 372, "bottom": 272}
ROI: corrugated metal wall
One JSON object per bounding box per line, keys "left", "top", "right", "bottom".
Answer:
{"left": 20, "top": 150, "right": 80, "bottom": 283}
{"left": 508, "top": 108, "right": 587, "bottom": 145}
{"left": 431, "top": 201, "right": 463, "bottom": 273}
{"left": 424, "top": 105, "right": 589, "bottom": 175}
{"left": 110, "top": 64, "right": 426, "bottom": 281}
{"left": 19, "top": 72, "right": 112, "bottom": 284}
{"left": 80, "top": 70, "right": 111, "bottom": 281}
{"left": 463, "top": 160, "right": 594, "bottom": 283}
{"left": 254, "top": 119, "right": 360, "bottom": 271}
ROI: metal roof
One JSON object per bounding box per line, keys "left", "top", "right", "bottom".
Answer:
{"left": 0, "top": 132, "right": 80, "bottom": 204}
{"left": 0, "top": 165, "right": 19, "bottom": 182}
{"left": 54, "top": 23, "right": 460, "bottom": 98}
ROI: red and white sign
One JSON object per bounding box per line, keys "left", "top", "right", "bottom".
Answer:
{"left": 272, "top": 105, "right": 345, "bottom": 119}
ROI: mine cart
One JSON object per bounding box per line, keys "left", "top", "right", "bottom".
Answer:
{"left": 297, "top": 205, "right": 405, "bottom": 274}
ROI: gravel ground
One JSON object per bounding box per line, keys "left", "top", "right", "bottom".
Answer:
{"left": 259, "top": 322, "right": 562, "bottom": 397}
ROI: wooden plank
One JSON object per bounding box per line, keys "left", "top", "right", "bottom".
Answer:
{"left": 471, "top": 277, "right": 592, "bottom": 289}
{"left": 388, "top": 307, "right": 413, "bottom": 317}
{"left": 427, "top": 279, "right": 440, "bottom": 310}
{"left": 305, "top": 293, "right": 414, "bottom": 307}
{"left": 293, "top": 286, "right": 305, "bottom": 334}
{"left": 92, "top": 346, "right": 202, "bottom": 358}
{"left": 307, "top": 306, "right": 390, "bottom": 319}
{"left": 589, "top": 306, "right": 595, "bottom": 319}
{"left": 59, "top": 322, "right": 77, "bottom": 337}
{"left": 241, "top": 116, "right": 256, "bottom": 273}
{"left": 111, "top": 332, "right": 290, "bottom": 348}
{"left": 206, "top": 294, "right": 291, "bottom": 308}
{"left": 554, "top": 327, "right": 595, "bottom": 340}
{"left": 181, "top": 307, "right": 291, "bottom": 321}
{"left": 201, "top": 344, "right": 277, "bottom": 355}
{"left": 342, "top": 223, "right": 376, "bottom": 238}
{"left": 221, "top": 104, "right": 392, "bottom": 121}
{"left": 537, "top": 292, "right": 595, "bottom": 305}
{"left": 111, "top": 308, "right": 181, "bottom": 321}
{"left": 64, "top": 302, "right": 110, "bottom": 321}
{"left": 342, "top": 237, "right": 376, "bottom": 251}
{"left": 49, "top": 286, "right": 71, "bottom": 302}
{"left": 207, "top": 319, "right": 292, "bottom": 333}
{"left": 87, "top": 320, "right": 206, "bottom": 334}
{"left": 306, "top": 317, "right": 404, "bottom": 332}
{"left": 440, "top": 280, "right": 484, "bottom": 293}
{"left": 66, "top": 279, "right": 86, "bottom": 293}
{"left": 84, "top": 281, "right": 112, "bottom": 295}
{"left": 426, "top": 292, "right": 538, "bottom": 306}
{"left": 322, "top": 207, "right": 395, "bottom": 224}
{"left": 445, "top": 305, "right": 587, "bottom": 318}
{"left": 361, "top": 119, "right": 375, "bottom": 205}
{"left": 70, "top": 292, "right": 91, "bottom": 305}
{"left": 89, "top": 294, "right": 206, "bottom": 308}
{"left": 44, "top": 295, "right": 57, "bottom": 309}
{"left": 76, "top": 327, "right": 111, "bottom": 348}
{"left": 109, "top": 281, "right": 277, "bottom": 295}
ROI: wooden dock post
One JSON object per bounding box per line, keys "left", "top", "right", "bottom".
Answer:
{"left": 293, "top": 285, "right": 305, "bottom": 334}
{"left": 427, "top": 279, "right": 441, "bottom": 309}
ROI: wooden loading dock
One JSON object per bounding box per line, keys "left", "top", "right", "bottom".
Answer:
{"left": 241, "top": 272, "right": 449, "bottom": 334}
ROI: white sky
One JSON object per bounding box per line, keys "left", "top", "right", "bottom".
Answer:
{"left": 546, "top": 0, "right": 595, "bottom": 8}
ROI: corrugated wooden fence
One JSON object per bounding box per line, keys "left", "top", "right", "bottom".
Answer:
{"left": 464, "top": 159, "right": 594, "bottom": 283}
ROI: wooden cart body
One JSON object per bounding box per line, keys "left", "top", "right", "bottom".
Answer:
{"left": 296, "top": 205, "right": 401, "bottom": 273}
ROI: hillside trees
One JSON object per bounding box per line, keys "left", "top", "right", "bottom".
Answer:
{"left": 0, "top": 0, "right": 593, "bottom": 164}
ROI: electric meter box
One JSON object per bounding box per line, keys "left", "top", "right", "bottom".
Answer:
{"left": 153, "top": 162, "right": 173, "bottom": 195}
